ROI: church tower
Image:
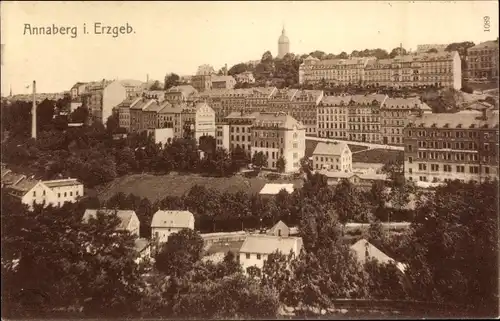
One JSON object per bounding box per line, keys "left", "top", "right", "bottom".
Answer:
{"left": 277, "top": 25, "right": 290, "bottom": 59}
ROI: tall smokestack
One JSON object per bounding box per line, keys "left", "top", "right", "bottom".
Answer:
{"left": 31, "top": 80, "right": 36, "bottom": 139}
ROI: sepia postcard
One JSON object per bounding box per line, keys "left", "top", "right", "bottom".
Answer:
{"left": 0, "top": 1, "right": 499, "bottom": 319}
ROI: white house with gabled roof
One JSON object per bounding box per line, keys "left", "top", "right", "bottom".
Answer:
{"left": 151, "top": 210, "right": 195, "bottom": 243}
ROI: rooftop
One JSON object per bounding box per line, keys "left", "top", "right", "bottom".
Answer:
{"left": 312, "top": 141, "right": 349, "bottom": 156}
{"left": 259, "top": 183, "right": 295, "bottom": 195}
{"left": 320, "top": 94, "right": 388, "bottom": 106}
{"left": 409, "top": 109, "right": 499, "bottom": 129}
{"left": 83, "top": 209, "right": 137, "bottom": 230}
{"left": 151, "top": 210, "right": 195, "bottom": 228}
{"left": 254, "top": 112, "right": 303, "bottom": 129}
{"left": 350, "top": 239, "right": 405, "bottom": 272}
{"left": 43, "top": 178, "right": 82, "bottom": 188}
{"left": 9, "top": 178, "right": 38, "bottom": 193}
{"left": 319, "top": 170, "right": 388, "bottom": 181}
{"left": 130, "top": 98, "right": 155, "bottom": 110}
{"left": 239, "top": 234, "right": 303, "bottom": 255}
{"left": 469, "top": 40, "right": 499, "bottom": 50}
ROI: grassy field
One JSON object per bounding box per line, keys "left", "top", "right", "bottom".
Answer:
{"left": 95, "top": 172, "right": 304, "bottom": 202}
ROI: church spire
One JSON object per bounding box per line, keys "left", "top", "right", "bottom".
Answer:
{"left": 282, "top": 23, "right": 286, "bottom": 35}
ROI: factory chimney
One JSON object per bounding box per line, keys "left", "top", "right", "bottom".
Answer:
{"left": 31, "top": 80, "right": 37, "bottom": 139}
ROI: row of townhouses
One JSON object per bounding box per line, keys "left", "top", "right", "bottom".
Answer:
{"left": 299, "top": 51, "right": 463, "bottom": 90}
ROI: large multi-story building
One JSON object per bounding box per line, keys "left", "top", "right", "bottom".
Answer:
{"left": 301, "top": 51, "right": 462, "bottom": 90}
{"left": 215, "top": 123, "right": 230, "bottom": 151}
{"left": 317, "top": 94, "right": 386, "bottom": 143}
{"left": 222, "top": 112, "right": 305, "bottom": 172}
{"left": 318, "top": 94, "right": 433, "bottom": 145}
{"left": 82, "top": 80, "right": 127, "bottom": 125}
{"left": 225, "top": 111, "right": 258, "bottom": 153}
{"left": 299, "top": 56, "right": 373, "bottom": 86}
{"left": 466, "top": 40, "right": 499, "bottom": 81}
{"left": 195, "top": 87, "right": 277, "bottom": 122}
{"left": 403, "top": 108, "right": 499, "bottom": 183}
{"left": 117, "top": 97, "right": 141, "bottom": 131}
{"left": 251, "top": 112, "right": 305, "bottom": 172}
{"left": 129, "top": 98, "right": 157, "bottom": 133}
{"left": 380, "top": 97, "right": 432, "bottom": 145}
{"left": 389, "top": 52, "right": 462, "bottom": 89}
{"left": 288, "top": 90, "right": 324, "bottom": 135}
{"left": 155, "top": 102, "right": 215, "bottom": 141}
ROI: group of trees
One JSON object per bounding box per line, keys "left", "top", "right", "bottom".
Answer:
{"left": 1, "top": 101, "right": 257, "bottom": 188}
{"left": 98, "top": 164, "right": 414, "bottom": 239}
{"left": 1, "top": 157, "right": 497, "bottom": 318}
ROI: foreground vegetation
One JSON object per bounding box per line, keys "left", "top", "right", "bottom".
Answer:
{"left": 2, "top": 178, "right": 497, "bottom": 318}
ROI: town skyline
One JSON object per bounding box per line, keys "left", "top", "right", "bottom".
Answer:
{"left": 1, "top": 0, "right": 498, "bottom": 94}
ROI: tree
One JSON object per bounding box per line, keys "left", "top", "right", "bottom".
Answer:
{"left": 261, "top": 250, "right": 294, "bottom": 303}
{"left": 228, "top": 63, "right": 248, "bottom": 76}
{"left": 105, "top": 113, "right": 120, "bottom": 134}
{"left": 426, "top": 48, "right": 438, "bottom": 53}
{"left": 364, "top": 259, "right": 408, "bottom": 300}
{"left": 172, "top": 273, "right": 279, "bottom": 319}
{"left": 1, "top": 199, "right": 144, "bottom": 318}
{"left": 149, "top": 80, "right": 162, "bottom": 91}
{"left": 276, "top": 156, "right": 286, "bottom": 173}
{"left": 251, "top": 151, "right": 268, "bottom": 169}
{"left": 403, "top": 180, "right": 498, "bottom": 317}
{"left": 261, "top": 51, "right": 274, "bottom": 64}
{"left": 164, "top": 73, "right": 180, "bottom": 90}
{"left": 154, "top": 229, "right": 204, "bottom": 277}
{"left": 389, "top": 47, "right": 407, "bottom": 58}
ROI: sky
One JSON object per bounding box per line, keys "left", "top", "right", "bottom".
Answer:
{"left": 1, "top": 1, "right": 498, "bottom": 94}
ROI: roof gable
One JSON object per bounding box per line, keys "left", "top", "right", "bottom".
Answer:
{"left": 151, "top": 210, "right": 194, "bottom": 228}
{"left": 83, "top": 209, "right": 138, "bottom": 230}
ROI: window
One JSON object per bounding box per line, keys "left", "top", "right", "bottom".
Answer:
{"left": 431, "top": 164, "right": 439, "bottom": 171}
{"left": 245, "top": 253, "right": 250, "bottom": 259}
{"left": 33, "top": 191, "right": 36, "bottom": 197}
{"left": 485, "top": 167, "right": 490, "bottom": 174}
{"left": 64, "top": 192, "right": 67, "bottom": 197}
{"left": 408, "top": 157, "right": 413, "bottom": 164}
{"left": 58, "top": 193, "right": 61, "bottom": 198}
{"left": 469, "top": 166, "right": 479, "bottom": 174}
{"left": 43, "top": 190, "right": 45, "bottom": 196}
{"left": 76, "top": 191, "right": 79, "bottom": 196}
{"left": 456, "top": 165, "right": 465, "bottom": 173}
{"left": 257, "top": 254, "right": 261, "bottom": 260}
